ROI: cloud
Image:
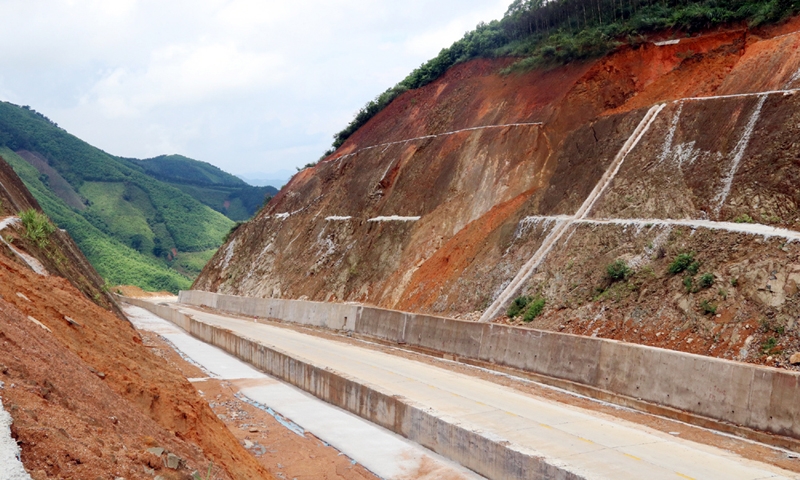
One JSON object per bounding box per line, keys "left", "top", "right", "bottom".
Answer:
{"left": 0, "top": 0, "right": 511, "bottom": 176}
{"left": 85, "top": 43, "right": 284, "bottom": 117}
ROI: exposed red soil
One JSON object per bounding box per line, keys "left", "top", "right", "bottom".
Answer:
{"left": 0, "top": 249, "right": 273, "bottom": 479}
{"left": 196, "top": 16, "right": 800, "bottom": 373}
{"left": 399, "top": 190, "right": 534, "bottom": 311}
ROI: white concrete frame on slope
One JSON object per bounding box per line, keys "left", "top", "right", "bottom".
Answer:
{"left": 481, "top": 87, "right": 800, "bottom": 322}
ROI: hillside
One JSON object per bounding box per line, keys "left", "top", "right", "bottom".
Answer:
{"left": 196, "top": 12, "right": 800, "bottom": 370}
{"left": 0, "top": 158, "right": 273, "bottom": 478}
{"left": 0, "top": 102, "right": 238, "bottom": 291}
{"left": 122, "top": 154, "right": 278, "bottom": 221}
{"left": 326, "top": 0, "right": 800, "bottom": 155}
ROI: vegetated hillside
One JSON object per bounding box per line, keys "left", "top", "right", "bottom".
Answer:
{"left": 196, "top": 11, "right": 800, "bottom": 370}
{"left": 0, "top": 102, "right": 236, "bottom": 291}
{"left": 325, "top": 0, "right": 800, "bottom": 155}
{"left": 0, "top": 160, "right": 273, "bottom": 479}
{"left": 122, "top": 154, "right": 278, "bottom": 221}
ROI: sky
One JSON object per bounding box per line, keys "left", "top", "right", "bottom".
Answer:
{"left": 0, "top": 0, "right": 510, "bottom": 185}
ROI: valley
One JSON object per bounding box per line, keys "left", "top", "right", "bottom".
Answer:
{"left": 5, "top": 1, "right": 800, "bottom": 478}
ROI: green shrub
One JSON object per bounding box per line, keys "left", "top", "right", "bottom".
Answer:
{"left": 698, "top": 273, "right": 714, "bottom": 289}
{"left": 700, "top": 300, "right": 717, "bottom": 315}
{"left": 688, "top": 261, "right": 700, "bottom": 275}
{"left": 606, "top": 259, "right": 631, "bottom": 282}
{"left": 733, "top": 214, "right": 754, "bottom": 223}
{"left": 223, "top": 222, "right": 244, "bottom": 243}
{"left": 507, "top": 295, "right": 532, "bottom": 318}
{"left": 761, "top": 336, "right": 778, "bottom": 354}
{"left": 522, "top": 297, "right": 546, "bottom": 322}
{"left": 20, "top": 208, "right": 55, "bottom": 248}
{"left": 669, "top": 253, "right": 696, "bottom": 274}
{"left": 683, "top": 276, "right": 694, "bottom": 293}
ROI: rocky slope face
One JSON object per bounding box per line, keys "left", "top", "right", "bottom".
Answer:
{"left": 196, "top": 18, "right": 800, "bottom": 367}
{"left": 0, "top": 158, "right": 272, "bottom": 479}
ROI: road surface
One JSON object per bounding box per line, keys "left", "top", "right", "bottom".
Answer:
{"left": 158, "top": 302, "right": 798, "bottom": 479}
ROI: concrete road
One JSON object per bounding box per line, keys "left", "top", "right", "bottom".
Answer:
{"left": 124, "top": 304, "right": 481, "bottom": 480}
{"left": 172, "top": 303, "right": 797, "bottom": 480}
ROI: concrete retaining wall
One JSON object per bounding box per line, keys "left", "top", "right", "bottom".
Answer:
{"left": 126, "top": 296, "right": 581, "bottom": 480}
{"left": 177, "top": 290, "right": 800, "bottom": 442}
{"left": 178, "top": 291, "right": 358, "bottom": 331}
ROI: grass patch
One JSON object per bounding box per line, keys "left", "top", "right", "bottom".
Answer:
{"left": 606, "top": 259, "right": 631, "bottom": 282}
{"left": 669, "top": 252, "right": 699, "bottom": 275}
{"left": 522, "top": 296, "right": 546, "bottom": 322}
{"left": 761, "top": 336, "right": 779, "bottom": 354}
{"left": 698, "top": 273, "right": 714, "bottom": 289}
{"left": 507, "top": 295, "right": 532, "bottom": 318}
{"left": 20, "top": 208, "right": 55, "bottom": 248}
{"left": 699, "top": 300, "right": 717, "bottom": 315}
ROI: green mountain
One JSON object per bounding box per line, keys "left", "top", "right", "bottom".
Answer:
{"left": 0, "top": 101, "right": 246, "bottom": 292}
{"left": 121, "top": 154, "right": 278, "bottom": 221}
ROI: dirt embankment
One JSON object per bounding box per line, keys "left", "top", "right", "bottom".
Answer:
{"left": 0, "top": 158, "right": 273, "bottom": 479}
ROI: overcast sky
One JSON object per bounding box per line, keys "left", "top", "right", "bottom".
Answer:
{"left": 0, "top": 0, "right": 509, "bottom": 183}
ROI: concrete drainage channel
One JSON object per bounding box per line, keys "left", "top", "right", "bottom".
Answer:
{"left": 121, "top": 297, "right": 583, "bottom": 480}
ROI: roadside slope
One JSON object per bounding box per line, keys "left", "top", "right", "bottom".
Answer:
{"left": 195, "top": 17, "right": 800, "bottom": 367}
{"left": 0, "top": 160, "right": 273, "bottom": 478}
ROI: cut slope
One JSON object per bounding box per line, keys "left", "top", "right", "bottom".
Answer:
{"left": 0, "top": 158, "right": 273, "bottom": 478}
{"left": 196, "top": 19, "right": 800, "bottom": 368}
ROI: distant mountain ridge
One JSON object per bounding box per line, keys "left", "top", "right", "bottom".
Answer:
{"left": 0, "top": 101, "right": 271, "bottom": 291}
{"left": 122, "top": 155, "right": 278, "bottom": 221}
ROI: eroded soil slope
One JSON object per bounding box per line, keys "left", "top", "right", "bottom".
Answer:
{"left": 196, "top": 18, "right": 800, "bottom": 367}
{"left": 0, "top": 158, "right": 273, "bottom": 479}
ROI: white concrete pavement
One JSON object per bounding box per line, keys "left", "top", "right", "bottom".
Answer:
{"left": 123, "top": 304, "right": 482, "bottom": 480}
{"left": 160, "top": 301, "right": 799, "bottom": 480}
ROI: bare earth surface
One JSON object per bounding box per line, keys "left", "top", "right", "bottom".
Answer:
{"left": 0, "top": 235, "right": 272, "bottom": 478}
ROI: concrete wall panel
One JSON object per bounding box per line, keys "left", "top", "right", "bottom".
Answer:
{"left": 356, "top": 307, "right": 407, "bottom": 342}
{"left": 532, "top": 332, "right": 601, "bottom": 386}
{"left": 477, "top": 324, "right": 512, "bottom": 365}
